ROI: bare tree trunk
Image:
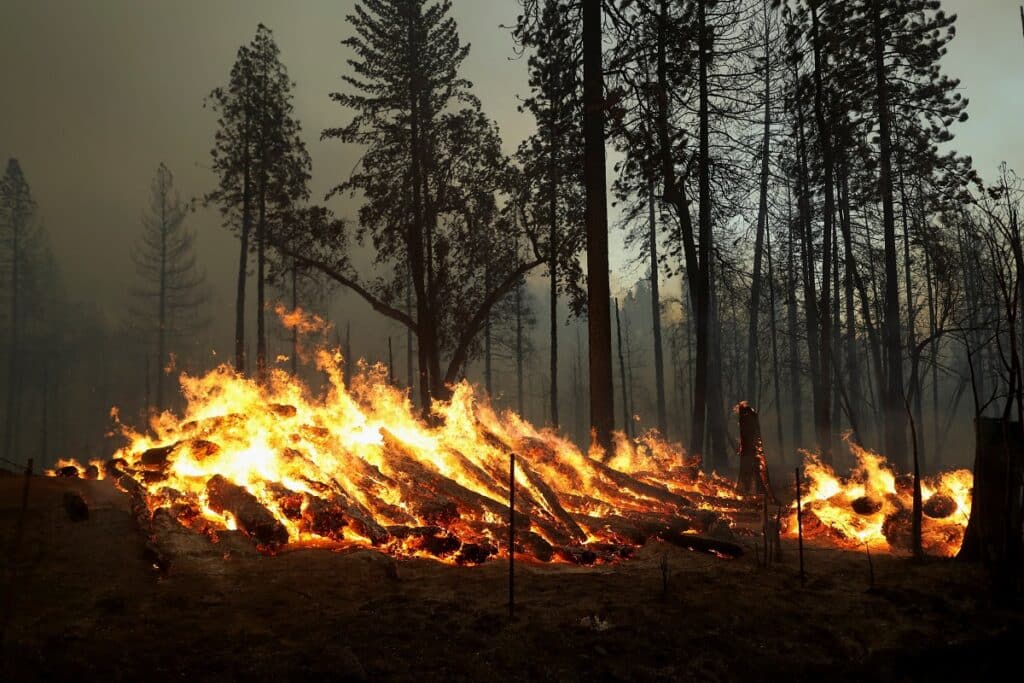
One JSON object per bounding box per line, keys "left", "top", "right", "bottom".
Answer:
{"left": 615, "top": 298, "right": 630, "bottom": 439}
{"left": 575, "top": 326, "right": 585, "bottom": 445}
{"left": 925, "top": 243, "right": 940, "bottom": 462}
{"left": 697, "top": 0, "right": 726, "bottom": 470}
{"left": 809, "top": 4, "right": 835, "bottom": 463}
{"left": 785, "top": 180, "right": 804, "bottom": 449}
{"left": 157, "top": 174, "right": 168, "bottom": 411}
{"left": 871, "top": 0, "right": 908, "bottom": 467}
{"left": 583, "top": 0, "right": 614, "bottom": 452}
{"left": 290, "top": 256, "right": 298, "bottom": 376}
{"left": 746, "top": 0, "right": 772, "bottom": 402}
{"left": 549, "top": 109, "right": 560, "bottom": 427}
{"left": 655, "top": 0, "right": 707, "bottom": 463}
{"left": 794, "top": 87, "right": 821, "bottom": 455}
{"left": 344, "top": 321, "right": 352, "bottom": 387}
{"left": 407, "top": 6, "right": 432, "bottom": 414}
{"left": 766, "top": 223, "right": 785, "bottom": 459}
{"left": 649, "top": 182, "right": 668, "bottom": 435}
{"left": 3, "top": 195, "right": 20, "bottom": 463}
{"left": 624, "top": 305, "right": 636, "bottom": 438}
{"left": 406, "top": 265, "right": 414, "bottom": 403}
{"left": 485, "top": 239, "right": 493, "bottom": 396}
{"left": 234, "top": 110, "right": 252, "bottom": 374}
{"left": 838, "top": 160, "right": 863, "bottom": 442}
{"left": 516, "top": 278, "right": 525, "bottom": 416}
{"left": 256, "top": 142, "right": 268, "bottom": 382}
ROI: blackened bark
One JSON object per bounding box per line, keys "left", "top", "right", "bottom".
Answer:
{"left": 746, "top": 3, "right": 772, "bottom": 403}
{"left": 234, "top": 109, "right": 253, "bottom": 374}
{"left": 649, "top": 183, "right": 668, "bottom": 436}
{"left": 583, "top": 0, "right": 614, "bottom": 452}
{"left": 809, "top": 4, "right": 835, "bottom": 464}
{"left": 871, "top": 0, "right": 907, "bottom": 466}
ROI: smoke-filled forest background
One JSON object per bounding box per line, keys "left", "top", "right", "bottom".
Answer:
{"left": 1, "top": 0, "right": 1023, "bottom": 476}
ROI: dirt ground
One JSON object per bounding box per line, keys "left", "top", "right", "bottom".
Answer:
{"left": 1, "top": 472, "right": 1021, "bottom": 682}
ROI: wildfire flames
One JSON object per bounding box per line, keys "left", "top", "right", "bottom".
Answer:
{"left": 46, "top": 314, "right": 972, "bottom": 563}
{"left": 49, "top": 345, "right": 751, "bottom": 564}
{"left": 785, "top": 439, "right": 973, "bottom": 557}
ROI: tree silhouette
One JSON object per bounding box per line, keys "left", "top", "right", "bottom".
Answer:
{"left": 128, "top": 163, "right": 209, "bottom": 411}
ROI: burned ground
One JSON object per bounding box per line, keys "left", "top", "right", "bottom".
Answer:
{"left": 1, "top": 473, "right": 1020, "bottom": 682}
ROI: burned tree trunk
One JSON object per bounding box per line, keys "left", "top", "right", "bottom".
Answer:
{"left": 735, "top": 402, "right": 777, "bottom": 504}
{"left": 958, "top": 418, "right": 1024, "bottom": 596}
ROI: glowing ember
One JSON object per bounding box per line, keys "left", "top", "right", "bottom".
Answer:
{"left": 785, "top": 438, "right": 973, "bottom": 557}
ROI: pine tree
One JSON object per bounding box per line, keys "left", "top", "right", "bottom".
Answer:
{"left": 207, "top": 24, "right": 311, "bottom": 378}
{"left": 128, "top": 163, "right": 209, "bottom": 411}
{"left": 307, "top": 0, "right": 545, "bottom": 412}
{"left": 515, "top": 0, "right": 586, "bottom": 429}
{"left": 0, "top": 159, "right": 37, "bottom": 463}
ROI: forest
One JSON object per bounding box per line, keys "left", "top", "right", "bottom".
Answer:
{"left": 1, "top": 1, "right": 1024, "bottom": 679}
{"left": 3, "top": 1, "right": 1022, "bottom": 474}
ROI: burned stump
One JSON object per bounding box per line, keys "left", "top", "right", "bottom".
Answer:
{"left": 735, "top": 402, "right": 777, "bottom": 504}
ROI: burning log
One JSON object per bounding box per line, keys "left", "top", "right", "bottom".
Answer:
{"left": 656, "top": 527, "right": 744, "bottom": 558}
{"left": 387, "top": 525, "right": 462, "bottom": 558}
{"left": 554, "top": 546, "right": 598, "bottom": 565}
{"left": 851, "top": 496, "right": 883, "bottom": 516}
{"left": 515, "top": 460, "right": 587, "bottom": 542}
{"left": 516, "top": 530, "right": 554, "bottom": 562}
{"left": 379, "top": 429, "right": 531, "bottom": 529}
{"left": 205, "top": 475, "right": 288, "bottom": 548}
{"left": 456, "top": 541, "right": 496, "bottom": 565}
{"left": 923, "top": 494, "right": 956, "bottom": 520}
{"left": 139, "top": 443, "right": 179, "bottom": 470}
{"left": 882, "top": 509, "right": 912, "bottom": 550}
{"left": 588, "top": 459, "right": 694, "bottom": 511}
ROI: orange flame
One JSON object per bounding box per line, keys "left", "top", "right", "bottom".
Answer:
{"left": 786, "top": 438, "right": 972, "bottom": 557}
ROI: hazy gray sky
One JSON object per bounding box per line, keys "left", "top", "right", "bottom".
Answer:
{"left": 1, "top": 0, "right": 1022, "bottom": 355}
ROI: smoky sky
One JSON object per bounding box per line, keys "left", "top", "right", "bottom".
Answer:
{"left": 1, "top": 0, "right": 1022, "bottom": 357}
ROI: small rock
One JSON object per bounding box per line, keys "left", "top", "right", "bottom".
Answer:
{"left": 62, "top": 491, "right": 89, "bottom": 521}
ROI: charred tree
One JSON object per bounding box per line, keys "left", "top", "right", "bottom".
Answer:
{"left": 583, "top": 0, "right": 615, "bottom": 452}
{"left": 735, "top": 402, "right": 777, "bottom": 503}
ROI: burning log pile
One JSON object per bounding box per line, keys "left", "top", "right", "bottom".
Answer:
{"left": 784, "top": 439, "right": 973, "bottom": 557}
{"left": 47, "top": 340, "right": 973, "bottom": 564}
{"left": 48, "top": 352, "right": 753, "bottom": 564}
